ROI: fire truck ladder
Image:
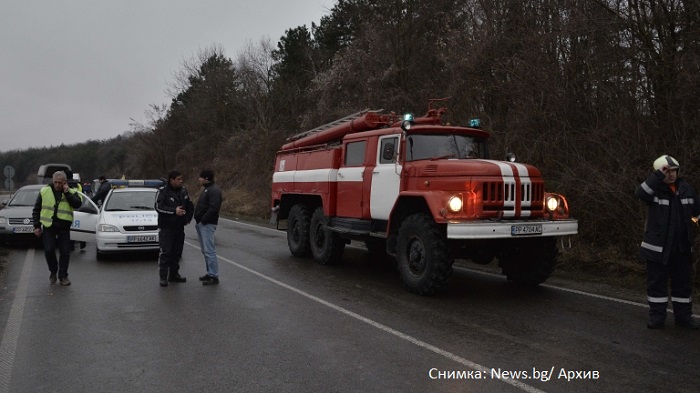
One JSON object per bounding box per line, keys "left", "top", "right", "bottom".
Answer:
{"left": 286, "top": 109, "right": 384, "bottom": 141}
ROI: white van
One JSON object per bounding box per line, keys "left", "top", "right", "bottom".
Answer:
{"left": 37, "top": 163, "right": 71, "bottom": 184}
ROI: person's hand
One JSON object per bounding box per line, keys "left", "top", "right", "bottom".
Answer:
{"left": 176, "top": 206, "right": 185, "bottom": 216}
{"left": 34, "top": 228, "right": 41, "bottom": 237}
{"left": 63, "top": 183, "right": 69, "bottom": 192}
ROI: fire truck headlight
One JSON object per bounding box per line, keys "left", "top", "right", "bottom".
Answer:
{"left": 545, "top": 192, "right": 571, "bottom": 219}
{"left": 448, "top": 196, "right": 463, "bottom": 212}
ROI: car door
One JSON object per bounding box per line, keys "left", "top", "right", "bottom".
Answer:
{"left": 70, "top": 192, "right": 99, "bottom": 242}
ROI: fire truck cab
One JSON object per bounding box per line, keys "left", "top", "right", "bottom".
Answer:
{"left": 271, "top": 101, "right": 578, "bottom": 295}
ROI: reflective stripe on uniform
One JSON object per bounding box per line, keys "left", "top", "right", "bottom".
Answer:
{"left": 653, "top": 197, "right": 669, "bottom": 206}
{"left": 641, "top": 182, "right": 654, "bottom": 195}
{"left": 641, "top": 242, "right": 663, "bottom": 253}
{"left": 647, "top": 296, "right": 668, "bottom": 303}
{"left": 671, "top": 297, "right": 692, "bottom": 303}
{"left": 681, "top": 198, "right": 694, "bottom": 205}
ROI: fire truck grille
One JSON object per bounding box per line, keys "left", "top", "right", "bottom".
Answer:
{"left": 482, "top": 181, "right": 544, "bottom": 213}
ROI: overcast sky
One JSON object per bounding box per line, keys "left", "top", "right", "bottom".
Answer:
{"left": 0, "top": 0, "right": 335, "bottom": 153}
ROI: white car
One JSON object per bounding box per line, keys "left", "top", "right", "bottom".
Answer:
{"left": 72, "top": 183, "right": 161, "bottom": 259}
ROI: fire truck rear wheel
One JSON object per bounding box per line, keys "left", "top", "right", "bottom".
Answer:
{"left": 310, "top": 207, "right": 345, "bottom": 265}
{"left": 497, "top": 237, "right": 558, "bottom": 286}
{"left": 287, "top": 204, "right": 312, "bottom": 257}
{"left": 396, "top": 214, "right": 453, "bottom": 295}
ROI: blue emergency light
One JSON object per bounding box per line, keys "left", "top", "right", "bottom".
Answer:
{"left": 108, "top": 179, "right": 164, "bottom": 188}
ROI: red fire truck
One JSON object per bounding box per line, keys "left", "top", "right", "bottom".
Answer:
{"left": 271, "top": 100, "right": 578, "bottom": 294}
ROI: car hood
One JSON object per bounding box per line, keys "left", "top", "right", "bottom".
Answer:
{"left": 101, "top": 211, "right": 158, "bottom": 226}
{"left": 0, "top": 205, "right": 34, "bottom": 219}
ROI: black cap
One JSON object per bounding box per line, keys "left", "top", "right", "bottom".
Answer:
{"left": 200, "top": 169, "right": 214, "bottom": 182}
{"left": 99, "top": 175, "right": 106, "bottom": 181}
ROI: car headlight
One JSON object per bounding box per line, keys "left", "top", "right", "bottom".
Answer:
{"left": 97, "top": 224, "right": 120, "bottom": 232}
{"left": 448, "top": 195, "right": 463, "bottom": 212}
{"left": 546, "top": 196, "right": 559, "bottom": 212}
{"left": 0, "top": 217, "right": 6, "bottom": 225}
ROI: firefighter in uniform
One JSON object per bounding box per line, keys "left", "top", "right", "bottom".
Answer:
{"left": 155, "top": 170, "right": 194, "bottom": 287}
{"left": 636, "top": 155, "right": 699, "bottom": 329}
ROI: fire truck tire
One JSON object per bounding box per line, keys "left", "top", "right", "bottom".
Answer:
{"left": 287, "top": 204, "right": 312, "bottom": 257}
{"left": 310, "top": 207, "right": 345, "bottom": 265}
{"left": 497, "top": 237, "right": 557, "bottom": 286}
{"left": 396, "top": 214, "right": 453, "bottom": 295}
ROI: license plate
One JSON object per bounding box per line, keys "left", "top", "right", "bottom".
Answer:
{"left": 511, "top": 224, "right": 542, "bottom": 236}
{"left": 127, "top": 235, "right": 156, "bottom": 243}
{"left": 13, "top": 227, "right": 34, "bottom": 233}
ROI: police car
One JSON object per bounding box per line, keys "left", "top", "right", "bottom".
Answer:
{"left": 71, "top": 179, "right": 164, "bottom": 259}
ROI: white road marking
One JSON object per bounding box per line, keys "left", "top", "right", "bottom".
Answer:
{"left": 221, "top": 218, "right": 680, "bottom": 313}
{"left": 0, "top": 248, "right": 34, "bottom": 393}
{"left": 185, "top": 239, "right": 546, "bottom": 393}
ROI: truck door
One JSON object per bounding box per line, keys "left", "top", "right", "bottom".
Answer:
{"left": 71, "top": 192, "right": 99, "bottom": 242}
{"left": 336, "top": 140, "right": 367, "bottom": 218}
{"left": 370, "top": 136, "right": 402, "bottom": 220}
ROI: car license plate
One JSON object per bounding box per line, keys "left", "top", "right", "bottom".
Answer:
{"left": 127, "top": 235, "right": 156, "bottom": 243}
{"left": 13, "top": 227, "right": 34, "bottom": 233}
{"left": 511, "top": 224, "right": 542, "bottom": 236}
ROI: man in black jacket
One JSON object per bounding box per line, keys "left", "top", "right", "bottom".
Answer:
{"left": 92, "top": 175, "right": 111, "bottom": 206}
{"left": 32, "top": 171, "right": 83, "bottom": 285}
{"left": 194, "top": 169, "right": 223, "bottom": 285}
{"left": 155, "top": 170, "right": 194, "bottom": 287}
{"left": 636, "top": 155, "right": 700, "bottom": 330}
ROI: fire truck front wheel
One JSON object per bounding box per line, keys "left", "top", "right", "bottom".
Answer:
{"left": 287, "top": 204, "right": 312, "bottom": 257}
{"left": 396, "top": 214, "right": 453, "bottom": 295}
{"left": 310, "top": 207, "right": 345, "bottom": 265}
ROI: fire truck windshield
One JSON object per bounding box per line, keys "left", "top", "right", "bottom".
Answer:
{"left": 405, "top": 134, "right": 486, "bottom": 162}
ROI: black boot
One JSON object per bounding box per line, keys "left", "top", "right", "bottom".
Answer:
{"left": 159, "top": 276, "right": 168, "bottom": 287}
{"left": 673, "top": 302, "right": 697, "bottom": 330}
{"left": 168, "top": 273, "right": 186, "bottom": 283}
{"left": 647, "top": 303, "right": 667, "bottom": 329}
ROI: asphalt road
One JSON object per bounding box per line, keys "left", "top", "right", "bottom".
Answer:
{"left": 0, "top": 218, "right": 699, "bottom": 393}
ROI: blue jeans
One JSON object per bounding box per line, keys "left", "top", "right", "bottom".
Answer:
{"left": 195, "top": 222, "right": 218, "bottom": 278}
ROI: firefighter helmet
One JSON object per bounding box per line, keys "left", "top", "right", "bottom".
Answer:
{"left": 653, "top": 155, "right": 680, "bottom": 172}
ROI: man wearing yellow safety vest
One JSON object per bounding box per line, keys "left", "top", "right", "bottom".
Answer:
{"left": 32, "top": 171, "right": 83, "bottom": 286}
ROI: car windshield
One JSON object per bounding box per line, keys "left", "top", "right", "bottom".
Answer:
{"left": 8, "top": 188, "right": 40, "bottom": 207}
{"left": 104, "top": 191, "right": 156, "bottom": 211}
{"left": 405, "top": 134, "right": 486, "bottom": 162}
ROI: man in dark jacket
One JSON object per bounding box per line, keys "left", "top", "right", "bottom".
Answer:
{"left": 32, "top": 171, "right": 83, "bottom": 285}
{"left": 92, "top": 175, "right": 111, "bottom": 206}
{"left": 155, "top": 170, "right": 194, "bottom": 287}
{"left": 635, "top": 155, "right": 700, "bottom": 330}
{"left": 194, "top": 169, "right": 223, "bottom": 285}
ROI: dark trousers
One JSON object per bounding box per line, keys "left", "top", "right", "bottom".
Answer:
{"left": 158, "top": 227, "right": 185, "bottom": 278}
{"left": 647, "top": 251, "right": 694, "bottom": 321}
{"left": 42, "top": 226, "right": 72, "bottom": 279}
